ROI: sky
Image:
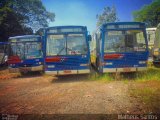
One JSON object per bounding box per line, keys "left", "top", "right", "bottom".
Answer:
{"left": 42, "top": 0, "right": 153, "bottom": 32}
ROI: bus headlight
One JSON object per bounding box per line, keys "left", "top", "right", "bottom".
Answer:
{"left": 80, "top": 64, "right": 88, "bottom": 66}
{"left": 139, "top": 61, "right": 146, "bottom": 64}
{"left": 39, "top": 62, "right": 42, "bottom": 65}
{"left": 47, "top": 65, "right": 55, "bottom": 68}
{"left": 106, "top": 62, "right": 113, "bottom": 65}
{"left": 153, "top": 48, "right": 159, "bottom": 56}
{"left": 10, "top": 64, "right": 15, "bottom": 66}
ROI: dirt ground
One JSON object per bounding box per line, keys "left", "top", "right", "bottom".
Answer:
{"left": 0, "top": 69, "right": 147, "bottom": 115}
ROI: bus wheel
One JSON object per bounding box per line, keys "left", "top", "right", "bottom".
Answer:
{"left": 39, "top": 70, "right": 45, "bottom": 75}
{"left": 20, "top": 72, "right": 27, "bottom": 75}
{"left": 153, "top": 62, "right": 160, "bottom": 68}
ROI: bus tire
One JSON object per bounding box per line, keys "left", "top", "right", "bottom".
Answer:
{"left": 20, "top": 72, "right": 27, "bottom": 76}
{"left": 153, "top": 62, "right": 160, "bottom": 68}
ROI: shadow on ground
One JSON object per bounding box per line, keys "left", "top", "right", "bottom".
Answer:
{"left": 0, "top": 66, "right": 8, "bottom": 71}
{"left": 120, "top": 72, "right": 137, "bottom": 80}
{"left": 51, "top": 74, "right": 91, "bottom": 83}
{"left": 16, "top": 71, "right": 43, "bottom": 79}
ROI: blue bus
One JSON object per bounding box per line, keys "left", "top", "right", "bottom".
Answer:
{"left": 91, "top": 22, "right": 149, "bottom": 73}
{"left": 44, "top": 26, "right": 91, "bottom": 75}
{"left": 8, "top": 35, "right": 44, "bottom": 74}
{"left": 0, "top": 42, "right": 8, "bottom": 66}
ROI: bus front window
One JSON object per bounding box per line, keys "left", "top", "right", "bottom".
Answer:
{"left": 47, "top": 34, "right": 87, "bottom": 56}
{"left": 25, "top": 42, "right": 42, "bottom": 59}
{"left": 104, "top": 30, "right": 146, "bottom": 53}
{"left": 10, "top": 42, "right": 42, "bottom": 59}
{"left": 10, "top": 43, "right": 25, "bottom": 59}
{"left": 67, "top": 34, "right": 87, "bottom": 55}
{"left": 47, "top": 35, "right": 66, "bottom": 56}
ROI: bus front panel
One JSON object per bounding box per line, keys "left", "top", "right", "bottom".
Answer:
{"left": 45, "top": 32, "right": 90, "bottom": 75}
{"left": 101, "top": 28, "right": 148, "bottom": 73}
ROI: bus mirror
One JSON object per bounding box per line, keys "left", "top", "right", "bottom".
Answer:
{"left": 88, "top": 35, "right": 92, "bottom": 41}
{"left": 42, "top": 36, "right": 45, "bottom": 40}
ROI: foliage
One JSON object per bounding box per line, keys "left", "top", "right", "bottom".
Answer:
{"left": 133, "top": 0, "right": 160, "bottom": 27}
{"left": 0, "top": 0, "right": 55, "bottom": 41}
{"left": 89, "top": 67, "right": 160, "bottom": 81}
{"left": 89, "top": 73, "right": 114, "bottom": 82}
{"left": 0, "top": 7, "right": 33, "bottom": 41}
{"left": 130, "top": 80, "right": 160, "bottom": 113}
{"left": 96, "top": 6, "right": 119, "bottom": 27}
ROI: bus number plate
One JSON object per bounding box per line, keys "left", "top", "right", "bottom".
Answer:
{"left": 63, "top": 70, "right": 71, "bottom": 73}
{"left": 123, "top": 68, "right": 131, "bottom": 72}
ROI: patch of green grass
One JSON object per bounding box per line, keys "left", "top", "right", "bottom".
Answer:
{"left": 88, "top": 67, "right": 160, "bottom": 82}
{"left": 136, "top": 67, "right": 160, "bottom": 81}
{"left": 88, "top": 73, "right": 114, "bottom": 82}
{"left": 119, "top": 67, "right": 160, "bottom": 82}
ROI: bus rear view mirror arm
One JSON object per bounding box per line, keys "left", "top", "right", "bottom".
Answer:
{"left": 88, "top": 35, "right": 92, "bottom": 41}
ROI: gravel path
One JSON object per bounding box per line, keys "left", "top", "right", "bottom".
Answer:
{"left": 0, "top": 72, "right": 143, "bottom": 114}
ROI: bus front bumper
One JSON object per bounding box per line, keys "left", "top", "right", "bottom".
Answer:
{"left": 9, "top": 65, "right": 43, "bottom": 73}
{"left": 103, "top": 67, "right": 147, "bottom": 73}
{"left": 45, "top": 69, "right": 90, "bottom": 75}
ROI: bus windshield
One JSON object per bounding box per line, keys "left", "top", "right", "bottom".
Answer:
{"left": 10, "top": 42, "right": 42, "bottom": 59}
{"left": 46, "top": 34, "right": 88, "bottom": 56}
{"left": 104, "top": 30, "right": 146, "bottom": 53}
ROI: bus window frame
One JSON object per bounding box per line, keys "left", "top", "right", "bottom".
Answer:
{"left": 45, "top": 32, "right": 89, "bottom": 56}
{"left": 103, "top": 28, "right": 148, "bottom": 54}
{"left": 9, "top": 37, "right": 43, "bottom": 59}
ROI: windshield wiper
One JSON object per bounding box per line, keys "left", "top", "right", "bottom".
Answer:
{"left": 57, "top": 47, "right": 65, "bottom": 55}
{"left": 57, "top": 47, "right": 77, "bottom": 55}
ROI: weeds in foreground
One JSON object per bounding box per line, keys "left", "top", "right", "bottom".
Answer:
{"left": 88, "top": 73, "right": 114, "bottom": 82}
{"left": 127, "top": 67, "right": 160, "bottom": 113}
{"left": 136, "top": 67, "right": 160, "bottom": 81}
{"left": 130, "top": 85, "right": 160, "bottom": 113}
{"left": 91, "top": 67, "right": 160, "bottom": 81}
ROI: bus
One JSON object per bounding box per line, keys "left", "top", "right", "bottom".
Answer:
{"left": 146, "top": 28, "right": 156, "bottom": 57}
{"left": 0, "top": 42, "right": 8, "bottom": 66}
{"left": 91, "top": 22, "right": 149, "bottom": 73}
{"left": 8, "top": 35, "right": 44, "bottom": 74}
{"left": 44, "top": 26, "right": 91, "bottom": 75}
{"left": 153, "top": 23, "right": 160, "bottom": 67}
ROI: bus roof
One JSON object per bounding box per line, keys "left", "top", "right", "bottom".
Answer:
{"left": 146, "top": 28, "right": 157, "bottom": 31}
{"left": 95, "top": 22, "right": 146, "bottom": 32}
{"left": 0, "top": 42, "right": 8, "bottom": 45}
{"left": 46, "top": 25, "right": 87, "bottom": 30}
{"left": 102, "top": 22, "right": 145, "bottom": 26}
{"left": 9, "top": 35, "right": 40, "bottom": 39}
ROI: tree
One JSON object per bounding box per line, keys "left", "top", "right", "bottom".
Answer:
{"left": 96, "top": 6, "right": 119, "bottom": 27}
{"left": 0, "top": 0, "right": 55, "bottom": 41}
{"left": 133, "top": 0, "right": 160, "bottom": 27}
{"left": 0, "top": 7, "right": 33, "bottom": 41}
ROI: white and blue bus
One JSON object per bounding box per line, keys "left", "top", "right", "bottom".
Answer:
{"left": 44, "top": 26, "right": 91, "bottom": 75}
{"left": 91, "top": 22, "right": 149, "bottom": 73}
{"left": 8, "top": 35, "right": 44, "bottom": 74}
